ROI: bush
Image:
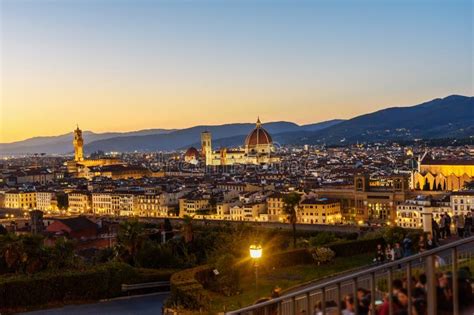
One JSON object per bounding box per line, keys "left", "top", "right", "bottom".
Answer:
{"left": 308, "top": 232, "right": 337, "bottom": 247}
{"left": 210, "top": 254, "right": 240, "bottom": 296}
{"left": 167, "top": 265, "right": 212, "bottom": 310}
{"left": 267, "top": 248, "right": 313, "bottom": 268}
{"left": 310, "top": 247, "right": 335, "bottom": 265}
{"left": 0, "top": 262, "right": 175, "bottom": 311}
{"left": 328, "top": 238, "right": 384, "bottom": 257}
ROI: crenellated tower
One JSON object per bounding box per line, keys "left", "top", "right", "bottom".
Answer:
{"left": 73, "top": 125, "right": 84, "bottom": 162}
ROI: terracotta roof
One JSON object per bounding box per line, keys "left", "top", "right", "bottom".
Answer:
{"left": 245, "top": 119, "right": 272, "bottom": 147}
{"left": 185, "top": 147, "right": 200, "bottom": 157}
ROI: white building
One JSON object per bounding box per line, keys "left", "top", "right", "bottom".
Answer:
{"left": 36, "top": 191, "right": 57, "bottom": 212}
{"left": 68, "top": 191, "right": 92, "bottom": 213}
{"left": 451, "top": 191, "right": 474, "bottom": 215}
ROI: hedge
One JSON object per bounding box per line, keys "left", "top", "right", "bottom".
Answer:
{"left": 167, "top": 265, "right": 213, "bottom": 310}
{"left": 0, "top": 263, "right": 176, "bottom": 311}
{"left": 328, "top": 237, "right": 384, "bottom": 257}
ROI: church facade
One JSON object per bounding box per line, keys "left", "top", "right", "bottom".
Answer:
{"left": 200, "top": 118, "right": 280, "bottom": 166}
{"left": 412, "top": 156, "right": 474, "bottom": 191}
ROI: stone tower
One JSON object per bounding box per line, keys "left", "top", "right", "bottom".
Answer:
{"left": 201, "top": 131, "right": 212, "bottom": 166}
{"left": 73, "top": 125, "right": 84, "bottom": 162}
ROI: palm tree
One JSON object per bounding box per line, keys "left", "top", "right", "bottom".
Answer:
{"left": 283, "top": 192, "right": 302, "bottom": 248}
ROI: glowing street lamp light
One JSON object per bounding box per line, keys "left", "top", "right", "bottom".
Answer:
{"left": 249, "top": 244, "right": 262, "bottom": 290}
{"left": 249, "top": 244, "right": 262, "bottom": 259}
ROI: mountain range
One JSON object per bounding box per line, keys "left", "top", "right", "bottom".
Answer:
{"left": 0, "top": 95, "right": 472, "bottom": 155}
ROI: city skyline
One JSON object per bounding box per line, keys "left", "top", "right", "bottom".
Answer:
{"left": 1, "top": 0, "right": 472, "bottom": 142}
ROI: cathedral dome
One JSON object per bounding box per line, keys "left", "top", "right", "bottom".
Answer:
{"left": 245, "top": 118, "right": 272, "bottom": 147}
{"left": 185, "top": 147, "right": 200, "bottom": 159}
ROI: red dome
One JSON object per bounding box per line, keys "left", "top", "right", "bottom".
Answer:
{"left": 185, "top": 147, "right": 199, "bottom": 158}
{"left": 245, "top": 118, "right": 272, "bottom": 147}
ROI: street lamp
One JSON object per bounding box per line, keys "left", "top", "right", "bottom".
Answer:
{"left": 249, "top": 244, "right": 262, "bottom": 290}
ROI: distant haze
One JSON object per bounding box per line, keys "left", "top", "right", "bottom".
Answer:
{"left": 1, "top": 0, "right": 472, "bottom": 142}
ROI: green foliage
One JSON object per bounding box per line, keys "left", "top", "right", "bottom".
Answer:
{"left": 382, "top": 226, "right": 407, "bottom": 244}
{"left": 328, "top": 237, "right": 384, "bottom": 257}
{"left": 310, "top": 247, "right": 335, "bottom": 265}
{"left": 308, "top": 232, "right": 337, "bottom": 247}
{"left": 211, "top": 254, "right": 240, "bottom": 296}
{"left": 0, "top": 234, "right": 77, "bottom": 275}
{"left": 0, "top": 263, "right": 175, "bottom": 311}
{"left": 167, "top": 265, "right": 212, "bottom": 310}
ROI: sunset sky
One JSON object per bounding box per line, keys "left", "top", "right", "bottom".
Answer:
{"left": 1, "top": 0, "right": 472, "bottom": 143}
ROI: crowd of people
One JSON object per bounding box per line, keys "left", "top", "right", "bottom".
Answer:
{"left": 333, "top": 267, "right": 472, "bottom": 315}
{"left": 433, "top": 212, "right": 473, "bottom": 240}
{"left": 373, "top": 233, "right": 439, "bottom": 265}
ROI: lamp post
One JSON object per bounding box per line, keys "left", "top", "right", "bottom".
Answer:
{"left": 249, "top": 244, "right": 262, "bottom": 291}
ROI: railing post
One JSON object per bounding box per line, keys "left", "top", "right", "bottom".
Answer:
{"left": 278, "top": 300, "right": 282, "bottom": 315}
{"left": 321, "top": 287, "right": 326, "bottom": 315}
{"left": 370, "top": 272, "right": 376, "bottom": 315}
{"left": 406, "top": 263, "right": 412, "bottom": 315}
{"left": 426, "top": 254, "right": 437, "bottom": 315}
{"left": 388, "top": 268, "right": 393, "bottom": 315}
{"left": 336, "top": 282, "right": 341, "bottom": 315}
{"left": 292, "top": 296, "right": 296, "bottom": 315}
{"left": 306, "top": 292, "right": 311, "bottom": 315}
{"left": 452, "top": 247, "right": 459, "bottom": 315}
{"left": 353, "top": 278, "right": 358, "bottom": 315}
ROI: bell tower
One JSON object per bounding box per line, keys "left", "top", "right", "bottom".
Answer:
{"left": 201, "top": 131, "right": 212, "bottom": 166}
{"left": 73, "top": 125, "right": 84, "bottom": 162}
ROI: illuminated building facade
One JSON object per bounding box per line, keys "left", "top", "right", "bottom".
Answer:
{"left": 413, "top": 157, "right": 474, "bottom": 191}
{"left": 199, "top": 118, "right": 280, "bottom": 166}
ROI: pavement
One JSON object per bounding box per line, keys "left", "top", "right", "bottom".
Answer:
{"left": 21, "top": 292, "right": 169, "bottom": 315}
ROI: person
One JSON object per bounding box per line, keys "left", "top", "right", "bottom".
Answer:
{"left": 416, "top": 273, "right": 427, "bottom": 291}
{"left": 418, "top": 235, "right": 426, "bottom": 253}
{"left": 431, "top": 217, "right": 440, "bottom": 243}
{"left": 357, "top": 288, "right": 370, "bottom": 315}
{"left": 396, "top": 288, "right": 419, "bottom": 315}
{"left": 342, "top": 295, "right": 355, "bottom": 315}
{"left": 464, "top": 212, "right": 472, "bottom": 237}
{"left": 393, "top": 242, "right": 403, "bottom": 260}
{"left": 439, "top": 214, "right": 446, "bottom": 239}
{"left": 437, "top": 272, "right": 454, "bottom": 312}
{"left": 403, "top": 236, "right": 413, "bottom": 257}
{"left": 385, "top": 244, "right": 394, "bottom": 261}
{"left": 426, "top": 232, "right": 437, "bottom": 250}
{"left": 444, "top": 212, "right": 452, "bottom": 237}
{"left": 312, "top": 302, "right": 322, "bottom": 315}
{"left": 375, "top": 244, "right": 385, "bottom": 264}
{"left": 378, "top": 279, "right": 403, "bottom": 315}
{"left": 455, "top": 214, "right": 465, "bottom": 237}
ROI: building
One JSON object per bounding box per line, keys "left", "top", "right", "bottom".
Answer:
{"left": 200, "top": 118, "right": 280, "bottom": 166}
{"left": 36, "top": 191, "right": 57, "bottom": 212}
{"left": 179, "top": 195, "right": 210, "bottom": 217}
{"left": 267, "top": 192, "right": 285, "bottom": 222}
{"left": 184, "top": 147, "right": 200, "bottom": 164}
{"left": 46, "top": 217, "right": 98, "bottom": 239}
{"left": 413, "top": 156, "right": 474, "bottom": 191}
{"left": 396, "top": 195, "right": 451, "bottom": 229}
{"left": 229, "top": 202, "right": 267, "bottom": 221}
{"left": 299, "top": 197, "right": 341, "bottom": 224}
{"left": 92, "top": 192, "right": 113, "bottom": 215}
{"left": 68, "top": 191, "right": 92, "bottom": 213}
{"left": 4, "top": 191, "right": 36, "bottom": 210}
{"left": 451, "top": 190, "right": 474, "bottom": 215}
{"left": 313, "top": 174, "right": 409, "bottom": 223}
{"left": 66, "top": 126, "right": 122, "bottom": 174}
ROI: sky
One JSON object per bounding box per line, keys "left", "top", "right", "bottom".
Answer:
{"left": 0, "top": 0, "right": 472, "bottom": 143}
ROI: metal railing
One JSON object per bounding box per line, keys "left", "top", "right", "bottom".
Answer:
{"left": 227, "top": 236, "right": 474, "bottom": 315}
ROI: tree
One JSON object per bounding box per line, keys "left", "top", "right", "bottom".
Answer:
{"left": 283, "top": 192, "right": 301, "bottom": 248}
{"left": 117, "top": 220, "right": 145, "bottom": 266}
{"left": 182, "top": 215, "right": 194, "bottom": 243}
